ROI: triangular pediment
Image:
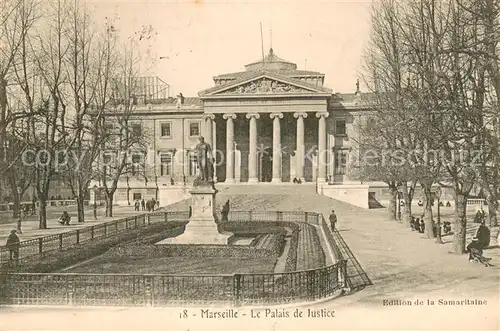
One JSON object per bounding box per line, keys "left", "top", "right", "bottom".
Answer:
{"left": 216, "top": 77, "right": 316, "bottom": 95}
{"left": 199, "top": 72, "right": 332, "bottom": 97}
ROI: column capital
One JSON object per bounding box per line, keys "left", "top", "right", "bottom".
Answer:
{"left": 203, "top": 114, "right": 215, "bottom": 121}
{"left": 270, "top": 112, "right": 284, "bottom": 120}
{"left": 316, "top": 111, "right": 329, "bottom": 119}
{"left": 223, "top": 113, "right": 237, "bottom": 120}
{"left": 293, "top": 112, "right": 308, "bottom": 119}
{"left": 245, "top": 113, "right": 260, "bottom": 120}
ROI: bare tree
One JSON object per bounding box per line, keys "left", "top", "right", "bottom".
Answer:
{"left": 95, "top": 38, "right": 151, "bottom": 217}
{"left": 56, "top": 2, "right": 111, "bottom": 223}
{"left": 0, "top": 0, "right": 40, "bottom": 218}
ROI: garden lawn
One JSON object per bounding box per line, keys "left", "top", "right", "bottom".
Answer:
{"left": 64, "top": 255, "right": 277, "bottom": 274}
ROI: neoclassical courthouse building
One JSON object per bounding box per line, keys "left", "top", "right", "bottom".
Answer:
{"left": 102, "top": 49, "right": 374, "bottom": 208}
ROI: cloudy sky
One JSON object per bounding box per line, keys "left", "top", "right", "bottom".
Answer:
{"left": 86, "top": 0, "right": 373, "bottom": 97}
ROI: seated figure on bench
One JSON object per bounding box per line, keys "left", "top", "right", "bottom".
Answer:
{"left": 418, "top": 219, "right": 425, "bottom": 233}
{"left": 466, "top": 237, "right": 492, "bottom": 267}
{"left": 475, "top": 219, "right": 490, "bottom": 248}
{"left": 410, "top": 217, "right": 418, "bottom": 231}
{"left": 442, "top": 221, "right": 452, "bottom": 235}
{"left": 58, "top": 211, "right": 71, "bottom": 225}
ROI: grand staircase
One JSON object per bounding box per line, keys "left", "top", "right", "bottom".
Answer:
{"left": 166, "top": 183, "right": 367, "bottom": 213}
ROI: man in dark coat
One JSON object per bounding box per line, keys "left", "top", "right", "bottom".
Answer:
{"left": 475, "top": 219, "right": 490, "bottom": 248}
{"left": 466, "top": 237, "right": 492, "bottom": 266}
{"left": 6, "top": 229, "right": 20, "bottom": 262}
{"left": 141, "top": 198, "right": 146, "bottom": 211}
{"left": 329, "top": 210, "right": 338, "bottom": 232}
{"left": 31, "top": 197, "right": 36, "bottom": 215}
{"left": 221, "top": 200, "right": 230, "bottom": 221}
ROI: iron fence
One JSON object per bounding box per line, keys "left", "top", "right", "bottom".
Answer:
{"left": 1, "top": 260, "right": 346, "bottom": 307}
{"left": 225, "top": 211, "right": 320, "bottom": 225}
{"left": 0, "top": 210, "right": 349, "bottom": 306}
{"left": 0, "top": 213, "right": 190, "bottom": 266}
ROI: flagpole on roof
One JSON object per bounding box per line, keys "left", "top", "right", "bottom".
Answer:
{"left": 260, "top": 22, "right": 265, "bottom": 63}
{"left": 270, "top": 26, "right": 272, "bottom": 50}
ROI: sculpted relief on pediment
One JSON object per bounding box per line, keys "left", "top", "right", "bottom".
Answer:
{"left": 218, "top": 78, "right": 312, "bottom": 95}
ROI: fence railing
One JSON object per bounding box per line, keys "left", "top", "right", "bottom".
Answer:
{"left": 0, "top": 211, "right": 190, "bottom": 266}
{"left": 223, "top": 210, "right": 320, "bottom": 225}
{"left": 1, "top": 260, "right": 347, "bottom": 307}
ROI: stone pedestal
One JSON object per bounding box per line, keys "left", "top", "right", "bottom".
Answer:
{"left": 165, "top": 186, "right": 230, "bottom": 245}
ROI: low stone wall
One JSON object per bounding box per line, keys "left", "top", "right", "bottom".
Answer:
{"left": 321, "top": 184, "right": 370, "bottom": 209}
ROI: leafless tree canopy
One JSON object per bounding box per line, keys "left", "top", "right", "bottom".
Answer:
{"left": 358, "top": 0, "right": 500, "bottom": 253}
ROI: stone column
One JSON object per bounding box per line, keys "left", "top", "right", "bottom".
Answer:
{"left": 212, "top": 118, "right": 217, "bottom": 182}
{"left": 223, "top": 113, "right": 237, "bottom": 183}
{"left": 270, "top": 112, "right": 284, "bottom": 183}
{"left": 246, "top": 113, "right": 260, "bottom": 183}
{"left": 293, "top": 112, "right": 308, "bottom": 182}
{"left": 316, "top": 112, "right": 329, "bottom": 183}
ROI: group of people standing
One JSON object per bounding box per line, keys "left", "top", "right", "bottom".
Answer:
{"left": 134, "top": 198, "right": 159, "bottom": 212}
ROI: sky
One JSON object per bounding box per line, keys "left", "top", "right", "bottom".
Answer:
{"left": 86, "top": 0, "right": 373, "bottom": 97}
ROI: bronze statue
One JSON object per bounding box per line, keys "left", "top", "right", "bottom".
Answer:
{"left": 194, "top": 136, "right": 215, "bottom": 186}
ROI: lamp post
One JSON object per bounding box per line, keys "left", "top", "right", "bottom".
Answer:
{"left": 16, "top": 186, "right": 22, "bottom": 233}
{"left": 435, "top": 186, "right": 443, "bottom": 244}
{"left": 93, "top": 184, "right": 98, "bottom": 220}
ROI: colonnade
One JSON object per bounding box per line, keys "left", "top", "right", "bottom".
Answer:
{"left": 204, "top": 111, "right": 330, "bottom": 183}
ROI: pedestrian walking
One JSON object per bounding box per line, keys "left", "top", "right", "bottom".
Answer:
{"left": 6, "top": 229, "right": 20, "bottom": 263}
{"left": 329, "top": 209, "right": 338, "bottom": 232}
{"left": 221, "top": 200, "right": 230, "bottom": 222}
{"left": 31, "top": 197, "right": 36, "bottom": 215}
{"left": 134, "top": 199, "right": 140, "bottom": 211}
{"left": 141, "top": 198, "right": 145, "bottom": 211}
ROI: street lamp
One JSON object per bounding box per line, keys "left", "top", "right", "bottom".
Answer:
{"left": 93, "top": 184, "right": 98, "bottom": 220}
{"left": 16, "top": 186, "right": 22, "bottom": 233}
{"left": 435, "top": 186, "right": 443, "bottom": 244}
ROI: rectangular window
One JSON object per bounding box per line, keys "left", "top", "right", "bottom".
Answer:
{"left": 131, "top": 123, "right": 142, "bottom": 137}
{"left": 335, "top": 119, "right": 347, "bottom": 136}
{"left": 130, "top": 152, "right": 144, "bottom": 176}
{"left": 334, "top": 149, "right": 348, "bottom": 175}
{"left": 160, "top": 153, "right": 173, "bottom": 176}
{"left": 160, "top": 123, "right": 171, "bottom": 138}
{"left": 188, "top": 152, "right": 199, "bottom": 176}
{"left": 189, "top": 122, "right": 200, "bottom": 137}
{"left": 102, "top": 153, "right": 113, "bottom": 176}
{"left": 133, "top": 193, "right": 142, "bottom": 200}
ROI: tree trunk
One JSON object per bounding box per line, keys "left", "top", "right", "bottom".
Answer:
{"left": 105, "top": 193, "right": 113, "bottom": 217}
{"left": 486, "top": 193, "right": 498, "bottom": 227}
{"left": 453, "top": 193, "right": 468, "bottom": 254}
{"left": 401, "top": 182, "right": 413, "bottom": 225}
{"left": 422, "top": 184, "right": 435, "bottom": 239}
{"left": 38, "top": 198, "right": 47, "bottom": 229}
{"left": 12, "top": 191, "right": 21, "bottom": 219}
{"left": 76, "top": 195, "right": 85, "bottom": 222}
{"left": 388, "top": 185, "right": 397, "bottom": 221}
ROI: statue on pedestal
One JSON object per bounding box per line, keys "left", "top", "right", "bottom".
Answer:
{"left": 193, "top": 136, "right": 215, "bottom": 188}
